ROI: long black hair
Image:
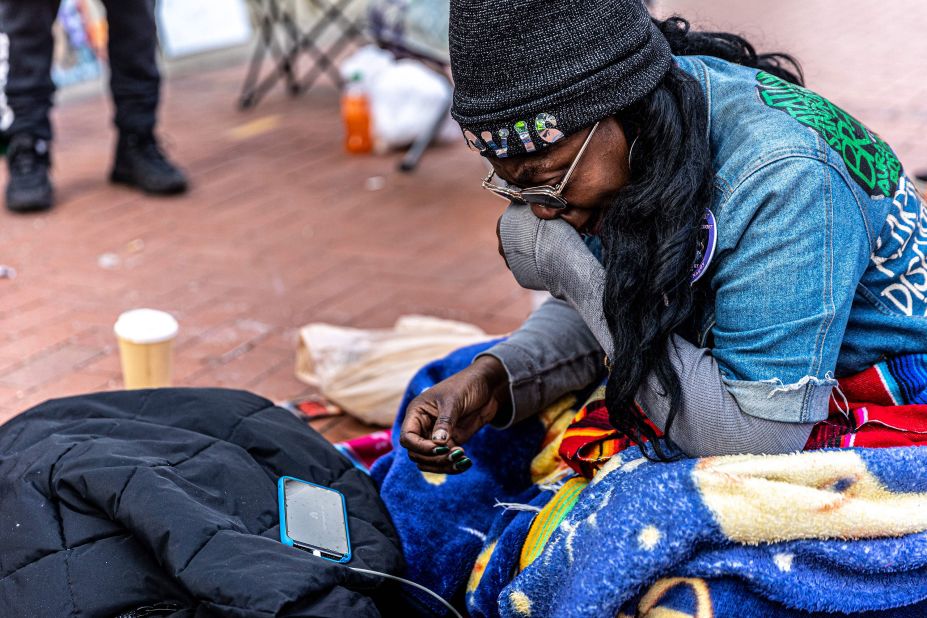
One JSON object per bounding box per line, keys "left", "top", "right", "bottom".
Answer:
{"left": 599, "top": 17, "right": 803, "bottom": 459}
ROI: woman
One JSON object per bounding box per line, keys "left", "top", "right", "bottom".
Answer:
{"left": 400, "top": 0, "right": 927, "bottom": 471}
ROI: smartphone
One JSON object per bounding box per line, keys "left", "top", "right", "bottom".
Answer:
{"left": 278, "top": 476, "right": 352, "bottom": 563}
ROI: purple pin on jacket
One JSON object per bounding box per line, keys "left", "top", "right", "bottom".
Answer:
{"left": 691, "top": 209, "right": 717, "bottom": 284}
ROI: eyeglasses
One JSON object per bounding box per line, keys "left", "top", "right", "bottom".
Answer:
{"left": 481, "top": 121, "right": 600, "bottom": 210}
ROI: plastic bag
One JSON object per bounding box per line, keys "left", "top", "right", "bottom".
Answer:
{"left": 296, "top": 316, "right": 496, "bottom": 426}
{"left": 339, "top": 46, "right": 455, "bottom": 150}
{"left": 338, "top": 44, "right": 394, "bottom": 90}
{"left": 368, "top": 58, "right": 453, "bottom": 149}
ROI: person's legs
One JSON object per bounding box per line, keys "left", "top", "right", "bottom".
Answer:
{"left": 100, "top": 0, "right": 187, "bottom": 194}
{"left": 0, "top": 0, "right": 60, "bottom": 211}
{"left": 0, "top": 0, "right": 60, "bottom": 140}
{"left": 100, "top": 0, "right": 159, "bottom": 135}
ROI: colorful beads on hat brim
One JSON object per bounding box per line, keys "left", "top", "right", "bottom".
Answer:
{"left": 462, "top": 112, "right": 566, "bottom": 158}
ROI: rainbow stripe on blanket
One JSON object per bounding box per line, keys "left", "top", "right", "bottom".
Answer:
{"left": 806, "top": 354, "right": 927, "bottom": 449}
{"left": 558, "top": 354, "right": 927, "bottom": 478}
{"left": 557, "top": 386, "right": 660, "bottom": 479}
{"left": 518, "top": 476, "right": 587, "bottom": 571}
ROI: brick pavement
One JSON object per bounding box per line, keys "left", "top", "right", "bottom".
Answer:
{"left": 0, "top": 63, "right": 530, "bottom": 440}
{"left": 1, "top": 2, "right": 925, "bottom": 442}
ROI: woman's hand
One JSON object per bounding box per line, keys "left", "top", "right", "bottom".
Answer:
{"left": 399, "top": 355, "right": 511, "bottom": 474}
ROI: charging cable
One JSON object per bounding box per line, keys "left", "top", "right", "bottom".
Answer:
{"left": 347, "top": 566, "right": 463, "bottom": 618}
{"left": 306, "top": 550, "right": 461, "bottom": 617}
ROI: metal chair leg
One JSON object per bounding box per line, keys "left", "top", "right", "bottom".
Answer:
{"left": 239, "top": 0, "right": 301, "bottom": 109}
{"left": 399, "top": 92, "right": 452, "bottom": 173}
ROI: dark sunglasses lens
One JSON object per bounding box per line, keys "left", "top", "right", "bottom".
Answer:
{"left": 486, "top": 185, "right": 526, "bottom": 204}
{"left": 524, "top": 193, "right": 567, "bottom": 209}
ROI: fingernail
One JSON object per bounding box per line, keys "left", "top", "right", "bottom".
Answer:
{"left": 432, "top": 446, "right": 450, "bottom": 455}
{"left": 449, "top": 448, "right": 465, "bottom": 461}
{"left": 453, "top": 457, "right": 472, "bottom": 471}
{"left": 432, "top": 429, "right": 448, "bottom": 442}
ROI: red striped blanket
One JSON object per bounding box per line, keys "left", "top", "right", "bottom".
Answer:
{"left": 559, "top": 355, "right": 927, "bottom": 478}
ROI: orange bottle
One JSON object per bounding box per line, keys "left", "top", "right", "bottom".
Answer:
{"left": 342, "top": 74, "right": 373, "bottom": 154}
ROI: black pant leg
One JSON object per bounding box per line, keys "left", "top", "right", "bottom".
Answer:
{"left": 99, "top": 0, "right": 160, "bottom": 135}
{"left": 0, "top": 0, "right": 62, "bottom": 140}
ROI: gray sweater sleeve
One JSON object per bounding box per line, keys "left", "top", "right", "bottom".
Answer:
{"left": 478, "top": 297, "right": 606, "bottom": 428}
{"left": 641, "top": 336, "right": 815, "bottom": 456}
{"left": 495, "top": 203, "right": 817, "bottom": 457}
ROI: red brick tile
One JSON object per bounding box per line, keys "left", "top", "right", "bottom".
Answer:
{"left": 178, "top": 335, "right": 285, "bottom": 387}
{"left": 0, "top": 285, "right": 47, "bottom": 317}
{"left": 0, "top": 324, "right": 88, "bottom": 361}
{"left": 247, "top": 361, "right": 314, "bottom": 404}
{"left": 17, "top": 369, "right": 118, "bottom": 406}
{"left": 319, "top": 415, "right": 380, "bottom": 443}
{"left": 80, "top": 350, "right": 123, "bottom": 376}
{"left": 0, "top": 306, "right": 79, "bottom": 340}
{"left": 179, "top": 299, "right": 256, "bottom": 336}
{"left": 0, "top": 345, "right": 106, "bottom": 391}
{"left": 0, "top": 385, "right": 26, "bottom": 425}
{"left": 175, "top": 319, "right": 274, "bottom": 365}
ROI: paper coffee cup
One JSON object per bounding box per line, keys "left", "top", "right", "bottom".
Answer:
{"left": 114, "top": 309, "right": 179, "bottom": 389}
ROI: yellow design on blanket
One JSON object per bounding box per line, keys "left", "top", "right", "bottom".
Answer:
{"left": 694, "top": 450, "right": 927, "bottom": 544}
{"left": 466, "top": 540, "right": 497, "bottom": 595}
{"left": 619, "top": 577, "right": 714, "bottom": 618}
{"left": 529, "top": 394, "right": 578, "bottom": 485}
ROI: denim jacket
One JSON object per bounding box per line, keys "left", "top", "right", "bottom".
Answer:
{"left": 487, "top": 55, "right": 927, "bottom": 428}
{"left": 676, "top": 55, "right": 927, "bottom": 423}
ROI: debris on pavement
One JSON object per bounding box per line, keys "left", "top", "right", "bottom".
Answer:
{"left": 97, "top": 253, "right": 121, "bottom": 270}
{"left": 365, "top": 176, "right": 386, "bottom": 191}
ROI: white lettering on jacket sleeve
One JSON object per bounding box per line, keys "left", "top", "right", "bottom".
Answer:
{"left": 870, "top": 177, "right": 927, "bottom": 316}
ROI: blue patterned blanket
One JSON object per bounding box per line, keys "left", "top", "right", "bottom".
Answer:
{"left": 372, "top": 342, "right": 927, "bottom": 617}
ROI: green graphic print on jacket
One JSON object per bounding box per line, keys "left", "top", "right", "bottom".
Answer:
{"left": 756, "top": 71, "right": 902, "bottom": 199}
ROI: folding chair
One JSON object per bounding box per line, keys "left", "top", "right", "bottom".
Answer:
{"left": 239, "top": 0, "right": 366, "bottom": 109}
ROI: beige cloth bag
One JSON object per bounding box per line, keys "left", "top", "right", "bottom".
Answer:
{"left": 296, "top": 315, "right": 496, "bottom": 426}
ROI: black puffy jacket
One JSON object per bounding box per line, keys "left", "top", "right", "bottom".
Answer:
{"left": 0, "top": 388, "right": 404, "bottom": 617}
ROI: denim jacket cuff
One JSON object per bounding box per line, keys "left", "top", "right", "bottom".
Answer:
{"left": 722, "top": 375, "right": 836, "bottom": 424}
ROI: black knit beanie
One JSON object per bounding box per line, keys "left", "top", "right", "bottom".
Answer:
{"left": 449, "top": 0, "right": 672, "bottom": 158}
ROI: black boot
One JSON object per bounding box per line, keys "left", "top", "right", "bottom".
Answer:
{"left": 110, "top": 132, "right": 188, "bottom": 195}
{"left": 5, "top": 134, "right": 54, "bottom": 213}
